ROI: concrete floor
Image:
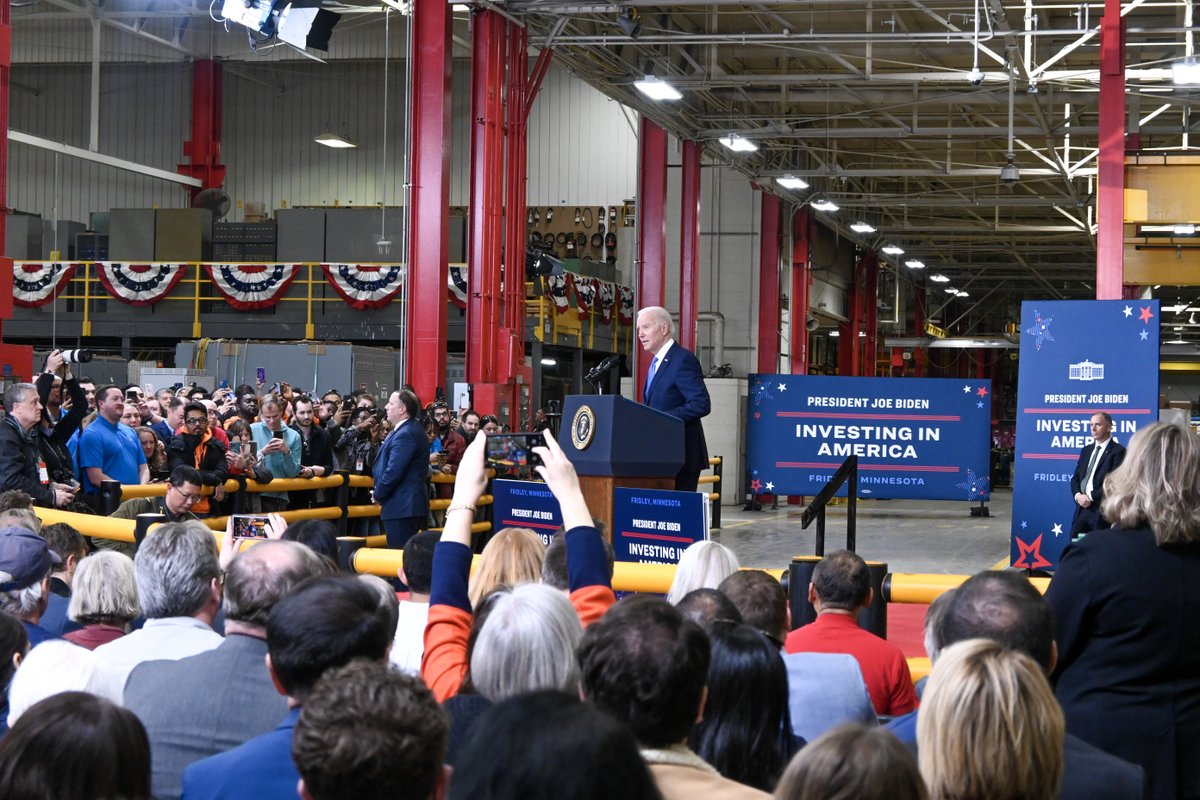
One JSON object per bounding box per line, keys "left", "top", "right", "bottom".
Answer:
{"left": 712, "top": 489, "right": 1013, "bottom": 576}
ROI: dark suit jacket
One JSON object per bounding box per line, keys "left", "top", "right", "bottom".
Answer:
{"left": 125, "top": 634, "right": 288, "bottom": 800}
{"left": 1068, "top": 439, "right": 1125, "bottom": 529}
{"left": 1048, "top": 527, "right": 1200, "bottom": 800}
{"left": 374, "top": 418, "right": 430, "bottom": 521}
{"left": 0, "top": 416, "right": 57, "bottom": 507}
{"left": 644, "top": 342, "right": 711, "bottom": 473}
{"left": 181, "top": 707, "right": 300, "bottom": 800}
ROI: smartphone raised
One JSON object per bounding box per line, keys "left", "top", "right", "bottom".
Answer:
{"left": 231, "top": 514, "right": 271, "bottom": 540}
{"left": 256, "top": 367, "right": 266, "bottom": 384}
{"left": 232, "top": 441, "right": 257, "bottom": 459}
{"left": 485, "top": 432, "right": 544, "bottom": 469}
{"left": 271, "top": 429, "right": 285, "bottom": 440}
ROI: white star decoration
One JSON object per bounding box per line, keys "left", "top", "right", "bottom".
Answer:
{"left": 1052, "top": 523, "right": 1064, "bottom": 536}
{"left": 777, "top": 383, "right": 787, "bottom": 392}
{"left": 1123, "top": 305, "right": 1133, "bottom": 317}
{"left": 963, "top": 385, "right": 971, "bottom": 393}
{"left": 765, "top": 481, "right": 774, "bottom": 491}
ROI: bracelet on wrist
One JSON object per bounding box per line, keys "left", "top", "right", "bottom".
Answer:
{"left": 445, "top": 504, "right": 476, "bottom": 515}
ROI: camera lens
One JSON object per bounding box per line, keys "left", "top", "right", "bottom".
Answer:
{"left": 61, "top": 349, "right": 93, "bottom": 364}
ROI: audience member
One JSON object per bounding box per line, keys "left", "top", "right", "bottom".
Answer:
{"left": 541, "top": 525, "right": 614, "bottom": 590}
{"left": 914, "top": 587, "right": 955, "bottom": 699}
{"left": 288, "top": 396, "right": 333, "bottom": 510}
{"left": 95, "top": 520, "right": 223, "bottom": 685}
{"left": 1048, "top": 421, "right": 1200, "bottom": 800}
{"left": 918, "top": 639, "right": 1063, "bottom": 800}
{"left": 373, "top": 390, "right": 428, "bottom": 548}
{"left": 357, "top": 574, "right": 400, "bottom": 639}
{"left": 468, "top": 526, "right": 545, "bottom": 608}
{"left": 35, "top": 350, "right": 88, "bottom": 489}
{"left": 7, "top": 640, "right": 123, "bottom": 727}
{"left": 79, "top": 385, "right": 148, "bottom": 493}
{"left": 152, "top": 396, "right": 185, "bottom": 443}
{"left": 279, "top": 518, "right": 340, "bottom": 566}
{"left": 136, "top": 426, "right": 170, "bottom": 481}
{"left": 0, "top": 614, "right": 28, "bottom": 734}
{"left": 0, "top": 525, "right": 63, "bottom": 646}
{"left": 251, "top": 396, "right": 301, "bottom": 512}
{"left": 0, "top": 692, "right": 152, "bottom": 800}
{"left": 181, "top": 574, "right": 392, "bottom": 799}
{"left": 166, "top": 402, "right": 229, "bottom": 517}
{"left": 429, "top": 400, "right": 466, "bottom": 478}
{"left": 457, "top": 408, "right": 481, "bottom": 444}
{"left": 450, "top": 690, "right": 661, "bottom": 800}
{"left": 37, "top": 521, "right": 87, "bottom": 636}
{"left": 292, "top": 659, "right": 449, "bottom": 800}
{"left": 0, "top": 490, "right": 33, "bottom": 513}
{"left": 0, "top": 507, "right": 40, "bottom": 533}
{"left": 108, "top": 465, "right": 207, "bottom": 556}
{"left": 125, "top": 540, "right": 329, "bottom": 800}
{"left": 690, "top": 621, "right": 799, "bottom": 791}
{"left": 391, "top": 529, "right": 439, "bottom": 673}
{"left": 665, "top": 540, "right": 739, "bottom": 605}
{"left": 784, "top": 550, "right": 916, "bottom": 717}
{"left": 0, "top": 383, "right": 75, "bottom": 508}
{"left": 774, "top": 723, "right": 927, "bottom": 800}
{"left": 718, "top": 569, "right": 788, "bottom": 644}
{"left": 64, "top": 551, "right": 140, "bottom": 650}
{"left": 578, "top": 594, "right": 770, "bottom": 799}
{"left": 675, "top": 587, "right": 743, "bottom": 631}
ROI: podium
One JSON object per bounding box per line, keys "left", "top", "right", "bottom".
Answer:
{"left": 557, "top": 395, "right": 684, "bottom": 540}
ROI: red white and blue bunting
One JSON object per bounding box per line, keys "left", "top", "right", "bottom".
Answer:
{"left": 205, "top": 263, "right": 300, "bottom": 310}
{"left": 597, "top": 280, "right": 616, "bottom": 324}
{"left": 323, "top": 264, "right": 405, "bottom": 310}
{"left": 571, "top": 274, "right": 597, "bottom": 321}
{"left": 619, "top": 285, "right": 635, "bottom": 325}
{"left": 448, "top": 265, "right": 469, "bottom": 309}
{"left": 13, "top": 262, "right": 77, "bottom": 308}
{"left": 94, "top": 262, "right": 188, "bottom": 306}
{"left": 546, "top": 274, "right": 571, "bottom": 315}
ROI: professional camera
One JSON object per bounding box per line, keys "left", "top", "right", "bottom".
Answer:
{"left": 61, "top": 349, "right": 93, "bottom": 364}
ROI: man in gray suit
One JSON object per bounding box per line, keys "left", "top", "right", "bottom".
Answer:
{"left": 124, "top": 539, "right": 330, "bottom": 799}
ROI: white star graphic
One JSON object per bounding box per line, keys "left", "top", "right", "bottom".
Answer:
{"left": 963, "top": 385, "right": 972, "bottom": 393}
{"left": 1021, "top": 521, "right": 1028, "bottom": 529}
{"left": 777, "top": 383, "right": 787, "bottom": 392}
{"left": 1140, "top": 329, "right": 1149, "bottom": 341}
{"left": 765, "top": 481, "right": 774, "bottom": 491}
{"left": 1052, "top": 523, "right": 1064, "bottom": 536}
{"left": 1123, "top": 305, "right": 1133, "bottom": 317}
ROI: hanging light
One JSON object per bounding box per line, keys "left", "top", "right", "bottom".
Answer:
{"left": 634, "top": 75, "right": 682, "bottom": 101}
{"left": 810, "top": 196, "right": 839, "bottom": 212}
{"left": 881, "top": 244, "right": 904, "bottom": 255}
{"left": 905, "top": 259, "right": 926, "bottom": 270}
{"left": 718, "top": 134, "right": 758, "bottom": 153}
{"left": 776, "top": 175, "right": 809, "bottom": 190}
{"left": 850, "top": 222, "right": 876, "bottom": 234}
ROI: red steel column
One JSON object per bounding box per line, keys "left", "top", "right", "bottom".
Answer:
{"left": 1096, "top": 0, "right": 1125, "bottom": 299}
{"left": 0, "top": 0, "right": 10, "bottom": 335}
{"left": 756, "top": 191, "right": 781, "bottom": 374}
{"left": 176, "top": 60, "right": 225, "bottom": 201}
{"left": 839, "top": 254, "right": 866, "bottom": 376}
{"left": 678, "top": 139, "right": 701, "bottom": 352}
{"left": 635, "top": 117, "right": 667, "bottom": 401}
{"left": 405, "top": 0, "right": 452, "bottom": 400}
{"left": 862, "top": 250, "right": 879, "bottom": 377}
{"left": 466, "top": 9, "right": 504, "bottom": 385}
{"left": 503, "top": 23, "right": 528, "bottom": 340}
{"left": 790, "top": 207, "right": 812, "bottom": 374}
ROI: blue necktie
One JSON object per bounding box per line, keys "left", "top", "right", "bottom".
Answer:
{"left": 644, "top": 356, "right": 659, "bottom": 397}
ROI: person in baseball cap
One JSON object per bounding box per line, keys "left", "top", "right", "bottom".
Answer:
{"left": 0, "top": 526, "right": 63, "bottom": 647}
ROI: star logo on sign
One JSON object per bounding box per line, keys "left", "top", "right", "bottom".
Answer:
{"left": 963, "top": 385, "right": 972, "bottom": 393}
{"left": 777, "top": 383, "right": 787, "bottom": 392}
{"left": 1012, "top": 534, "right": 1053, "bottom": 570}
{"left": 977, "top": 401, "right": 985, "bottom": 408}
{"left": 1140, "top": 330, "right": 1149, "bottom": 341}
{"left": 1139, "top": 306, "right": 1154, "bottom": 324}
{"left": 765, "top": 481, "right": 774, "bottom": 491}
{"left": 750, "top": 479, "right": 763, "bottom": 492}
{"left": 976, "top": 386, "right": 989, "bottom": 398}
{"left": 1021, "top": 521, "right": 1028, "bottom": 529}
{"left": 1123, "top": 305, "right": 1133, "bottom": 318}
{"left": 754, "top": 412, "right": 762, "bottom": 420}
{"left": 1052, "top": 523, "right": 1063, "bottom": 537}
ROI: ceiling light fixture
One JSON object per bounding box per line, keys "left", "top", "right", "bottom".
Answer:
{"left": 930, "top": 273, "right": 951, "bottom": 283}
{"left": 1173, "top": 57, "right": 1200, "bottom": 84}
{"left": 776, "top": 175, "right": 809, "bottom": 190}
{"left": 850, "top": 222, "right": 877, "bottom": 234}
{"left": 314, "top": 133, "right": 357, "bottom": 149}
{"left": 810, "top": 196, "right": 839, "bottom": 212}
{"left": 956, "top": 290, "right": 970, "bottom": 297}
{"left": 1175, "top": 224, "right": 1197, "bottom": 235}
{"left": 540, "top": 357, "right": 557, "bottom": 366}
{"left": 881, "top": 244, "right": 904, "bottom": 255}
{"left": 718, "top": 134, "right": 758, "bottom": 153}
{"left": 945, "top": 287, "right": 959, "bottom": 295}
{"left": 615, "top": 6, "right": 642, "bottom": 38}
{"left": 634, "top": 75, "right": 682, "bottom": 101}
{"left": 905, "top": 259, "right": 926, "bottom": 269}
{"left": 828, "top": 330, "right": 841, "bottom": 338}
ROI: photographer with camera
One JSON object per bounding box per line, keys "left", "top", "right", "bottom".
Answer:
{"left": 35, "top": 350, "right": 89, "bottom": 493}
{"left": 0, "top": 381, "right": 76, "bottom": 509}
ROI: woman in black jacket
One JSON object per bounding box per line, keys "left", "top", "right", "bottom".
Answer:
{"left": 35, "top": 353, "right": 89, "bottom": 487}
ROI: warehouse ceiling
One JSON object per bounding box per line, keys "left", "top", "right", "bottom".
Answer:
{"left": 11, "top": 0, "right": 1200, "bottom": 334}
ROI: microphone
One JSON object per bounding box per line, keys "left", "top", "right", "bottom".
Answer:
{"left": 585, "top": 355, "right": 621, "bottom": 384}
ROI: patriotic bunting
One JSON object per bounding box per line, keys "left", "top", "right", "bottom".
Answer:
{"left": 598, "top": 280, "right": 616, "bottom": 324}
{"left": 94, "top": 262, "right": 188, "bottom": 306}
{"left": 619, "top": 285, "right": 635, "bottom": 324}
{"left": 205, "top": 264, "right": 300, "bottom": 310}
{"left": 448, "top": 265, "right": 468, "bottom": 309}
{"left": 13, "top": 262, "right": 76, "bottom": 308}
{"left": 571, "top": 274, "right": 597, "bottom": 321}
{"left": 323, "top": 264, "right": 405, "bottom": 310}
{"left": 546, "top": 274, "right": 572, "bottom": 315}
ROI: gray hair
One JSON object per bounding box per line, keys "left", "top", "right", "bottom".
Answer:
{"left": 223, "top": 540, "right": 330, "bottom": 627}
{"left": 68, "top": 551, "right": 140, "bottom": 624}
{"left": 924, "top": 587, "right": 957, "bottom": 664}
{"left": 0, "top": 509, "right": 40, "bottom": 534}
{"left": 470, "top": 582, "right": 582, "bottom": 701}
{"left": 134, "top": 521, "right": 220, "bottom": 619}
{"left": 1102, "top": 422, "right": 1200, "bottom": 545}
{"left": 665, "top": 541, "right": 740, "bottom": 605}
{"left": 2, "top": 383, "right": 35, "bottom": 411}
{"left": 637, "top": 306, "right": 675, "bottom": 337}
{"left": 0, "top": 566, "right": 49, "bottom": 618}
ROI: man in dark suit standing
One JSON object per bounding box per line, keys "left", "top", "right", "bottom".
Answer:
{"left": 1069, "top": 412, "right": 1126, "bottom": 537}
{"left": 637, "top": 306, "right": 711, "bottom": 492}
{"left": 374, "top": 389, "right": 429, "bottom": 549}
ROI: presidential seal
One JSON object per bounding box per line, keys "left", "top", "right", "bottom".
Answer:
{"left": 571, "top": 404, "right": 596, "bottom": 450}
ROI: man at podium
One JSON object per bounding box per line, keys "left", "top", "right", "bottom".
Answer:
{"left": 636, "top": 306, "right": 711, "bottom": 492}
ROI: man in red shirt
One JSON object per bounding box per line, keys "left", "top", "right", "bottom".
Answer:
{"left": 784, "top": 549, "right": 916, "bottom": 717}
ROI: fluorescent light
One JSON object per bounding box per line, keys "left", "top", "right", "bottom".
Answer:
{"left": 858, "top": 331, "right": 866, "bottom": 337}
{"left": 718, "top": 134, "right": 758, "bottom": 152}
{"left": 811, "top": 196, "right": 839, "bottom": 212}
{"left": 945, "top": 287, "right": 959, "bottom": 295}
{"left": 850, "top": 222, "right": 876, "bottom": 234}
{"left": 930, "top": 273, "right": 950, "bottom": 283}
{"left": 1167, "top": 337, "right": 1188, "bottom": 344}
{"left": 452, "top": 3, "right": 468, "bottom": 9}
{"left": 905, "top": 259, "right": 925, "bottom": 269}
{"left": 776, "top": 175, "right": 809, "bottom": 190}
{"left": 1175, "top": 326, "right": 1184, "bottom": 331}
{"left": 540, "top": 358, "right": 557, "bottom": 366}
{"left": 881, "top": 244, "right": 904, "bottom": 255}
{"left": 315, "top": 133, "right": 357, "bottom": 149}
{"left": 956, "top": 290, "right": 970, "bottom": 297}
{"left": 828, "top": 330, "right": 840, "bottom": 338}
{"left": 1175, "top": 224, "right": 1197, "bottom": 235}
{"left": 1174, "top": 58, "right": 1200, "bottom": 84}
{"left": 634, "top": 75, "right": 682, "bottom": 101}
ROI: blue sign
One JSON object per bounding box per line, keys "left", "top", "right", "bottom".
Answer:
{"left": 612, "top": 487, "right": 709, "bottom": 563}
{"left": 746, "top": 375, "right": 992, "bottom": 501}
{"left": 490, "top": 479, "right": 563, "bottom": 546}
{"left": 1011, "top": 300, "right": 1159, "bottom": 569}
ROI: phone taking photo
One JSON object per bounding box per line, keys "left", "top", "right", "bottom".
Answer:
{"left": 231, "top": 514, "right": 271, "bottom": 540}
{"left": 485, "top": 433, "right": 544, "bottom": 469}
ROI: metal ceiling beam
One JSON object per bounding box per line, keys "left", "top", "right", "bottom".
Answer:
{"left": 10, "top": 129, "right": 203, "bottom": 186}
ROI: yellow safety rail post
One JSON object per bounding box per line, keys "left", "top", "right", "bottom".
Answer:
{"left": 882, "top": 572, "right": 1050, "bottom": 604}
{"left": 698, "top": 456, "right": 723, "bottom": 528}
{"left": 304, "top": 263, "right": 316, "bottom": 340}
{"left": 192, "top": 263, "right": 203, "bottom": 338}
{"left": 81, "top": 263, "right": 93, "bottom": 337}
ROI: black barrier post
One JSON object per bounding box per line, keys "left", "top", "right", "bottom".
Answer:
{"left": 134, "top": 513, "right": 166, "bottom": 552}
{"left": 336, "top": 536, "right": 366, "bottom": 572}
{"left": 335, "top": 472, "right": 351, "bottom": 537}
{"left": 712, "top": 456, "right": 723, "bottom": 529}
{"left": 100, "top": 480, "right": 123, "bottom": 516}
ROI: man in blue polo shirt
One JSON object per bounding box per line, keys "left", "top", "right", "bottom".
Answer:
{"left": 79, "top": 385, "right": 148, "bottom": 493}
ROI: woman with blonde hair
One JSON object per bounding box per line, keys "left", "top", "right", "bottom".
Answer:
{"left": 1048, "top": 421, "right": 1200, "bottom": 800}
{"left": 665, "top": 540, "right": 739, "bottom": 605}
{"left": 917, "top": 638, "right": 1064, "bottom": 800}
{"left": 467, "top": 527, "right": 545, "bottom": 609}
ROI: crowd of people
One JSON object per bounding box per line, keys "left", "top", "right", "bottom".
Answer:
{"left": 0, "top": 350, "right": 1196, "bottom": 800}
